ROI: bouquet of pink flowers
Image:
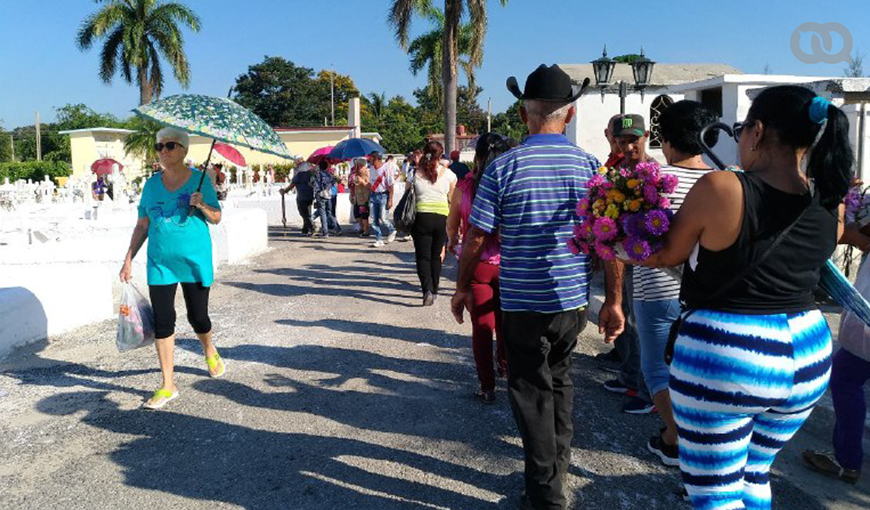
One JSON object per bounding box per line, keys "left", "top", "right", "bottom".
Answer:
{"left": 569, "top": 160, "right": 677, "bottom": 261}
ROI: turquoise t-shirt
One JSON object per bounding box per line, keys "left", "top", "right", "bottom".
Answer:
{"left": 137, "top": 170, "right": 221, "bottom": 287}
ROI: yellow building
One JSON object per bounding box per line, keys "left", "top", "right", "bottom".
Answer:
{"left": 60, "top": 126, "right": 382, "bottom": 179}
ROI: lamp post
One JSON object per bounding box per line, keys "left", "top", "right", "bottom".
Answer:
{"left": 591, "top": 46, "right": 656, "bottom": 115}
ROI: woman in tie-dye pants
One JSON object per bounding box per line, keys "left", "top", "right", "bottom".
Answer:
{"left": 670, "top": 310, "right": 832, "bottom": 509}
{"left": 623, "top": 85, "right": 855, "bottom": 510}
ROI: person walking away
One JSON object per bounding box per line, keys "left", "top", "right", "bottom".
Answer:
{"left": 625, "top": 86, "right": 852, "bottom": 509}
{"left": 602, "top": 113, "right": 657, "bottom": 415}
{"left": 280, "top": 162, "right": 315, "bottom": 236}
{"left": 410, "top": 141, "right": 457, "bottom": 306}
{"left": 119, "top": 127, "right": 225, "bottom": 410}
{"left": 368, "top": 151, "right": 396, "bottom": 247}
{"left": 630, "top": 101, "right": 719, "bottom": 467}
{"left": 447, "top": 133, "right": 512, "bottom": 402}
{"left": 397, "top": 150, "right": 423, "bottom": 242}
{"left": 451, "top": 64, "right": 625, "bottom": 510}
{"left": 93, "top": 175, "right": 108, "bottom": 201}
{"left": 449, "top": 150, "right": 470, "bottom": 180}
{"left": 312, "top": 160, "right": 340, "bottom": 237}
{"left": 350, "top": 158, "right": 371, "bottom": 237}
{"left": 213, "top": 163, "right": 228, "bottom": 201}
{"left": 803, "top": 225, "right": 870, "bottom": 483}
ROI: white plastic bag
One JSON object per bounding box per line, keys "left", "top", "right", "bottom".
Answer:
{"left": 116, "top": 282, "right": 156, "bottom": 352}
{"left": 838, "top": 256, "right": 870, "bottom": 361}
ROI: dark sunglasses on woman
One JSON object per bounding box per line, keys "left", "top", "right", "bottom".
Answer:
{"left": 154, "top": 141, "right": 184, "bottom": 152}
{"left": 732, "top": 122, "right": 746, "bottom": 143}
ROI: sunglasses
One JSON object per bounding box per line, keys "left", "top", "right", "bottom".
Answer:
{"left": 154, "top": 141, "right": 184, "bottom": 152}
{"left": 732, "top": 122, "right": 749, "bottom": 143}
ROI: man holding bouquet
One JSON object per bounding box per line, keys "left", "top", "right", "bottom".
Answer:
{"left": 451, "top": 64, "right": 626, "bottom": 510}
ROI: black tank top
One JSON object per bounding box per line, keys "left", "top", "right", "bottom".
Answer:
{"left": 680, "top": 172, "right": 838, "bottom": 314}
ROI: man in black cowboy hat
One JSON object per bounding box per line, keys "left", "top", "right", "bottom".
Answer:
{"left": 452, "top": 64, "right": 625, "bottom": 510}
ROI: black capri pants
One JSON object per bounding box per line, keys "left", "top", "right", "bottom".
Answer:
{"left": 411, "top": 212, "right": 448, "bottom": 295}
{"left": 149, "top": 282, "right": 212, "bottom": 339}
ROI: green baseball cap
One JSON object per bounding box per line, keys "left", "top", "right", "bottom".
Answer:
{"left": 612, "top": 114, "right": 646, "bottom": 137}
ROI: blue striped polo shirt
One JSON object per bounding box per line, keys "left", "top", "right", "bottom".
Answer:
{"left": 469, "top": 134, "right": 598, "bottom": 313}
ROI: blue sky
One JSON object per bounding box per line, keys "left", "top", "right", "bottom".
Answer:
{"left": 0, "top": 0, "right": 866, "bottom": 129}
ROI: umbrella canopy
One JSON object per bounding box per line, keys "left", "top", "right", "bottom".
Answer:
{"left": 134, "top": 94, "right": 293, "bottom": 159}
{"left": 91, "top": 158, "right": 124, "bottom": 176}
{"left": 328, "top": 138, "right": 386, "bottom": 161}
{"left": 819, "top": 260, "right": 870, "bottom": 326}
{"left": 307, "top": 146, "right": 334, "bottom": 164}
{"left": 214, "top": 142, "right": 246, "bottom": 167}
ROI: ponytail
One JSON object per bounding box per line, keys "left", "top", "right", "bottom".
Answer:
{"left": 747, "top": 86, "right": 854, "bottom": 209}
{"left": 420, "top": 141, "right": 443, "bottom": 184}
{"left": 807, "top": 102, "right": 853, "bottom": 209}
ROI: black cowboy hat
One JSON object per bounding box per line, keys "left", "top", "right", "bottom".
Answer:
{"left": 506, "top": 64, "right": 590, "bottom": 103}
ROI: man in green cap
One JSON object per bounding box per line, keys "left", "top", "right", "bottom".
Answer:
{"left": 612, "top": 114, "right": 654, "bottom": 170}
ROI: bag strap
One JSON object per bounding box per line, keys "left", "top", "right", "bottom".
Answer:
{"left": 681, "top": 181, "right": 812, "bottom": 321}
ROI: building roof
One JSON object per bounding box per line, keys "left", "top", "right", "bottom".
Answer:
{"left": 558, "top": 63, "right": 742, "bottom": 87}
{"left": 58, "top": 127, "right": 135, "bottom": 135}
{"left": 273, "top": 126, "right": 354, "bottom": 132}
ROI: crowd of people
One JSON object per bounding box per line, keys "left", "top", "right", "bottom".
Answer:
{"left": 118, "top": 63, "right": 869, "bottom": 510}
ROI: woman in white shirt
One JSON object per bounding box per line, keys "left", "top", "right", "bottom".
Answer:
{"left": 411, "top": 141, "right": 457, "bottom": 306}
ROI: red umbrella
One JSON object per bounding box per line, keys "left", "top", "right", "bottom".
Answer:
{"left": 214, "top": 142, "right": 246, "bottom": 167}
{"left": 307, "top": 146, "right": 334, "bottom": 164}
{"left": 91, "top": 158, "right": 124, "bottom": 176}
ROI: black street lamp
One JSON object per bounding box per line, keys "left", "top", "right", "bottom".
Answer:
{"left": 591, "top": 46, "right": 656, "bottom": 114}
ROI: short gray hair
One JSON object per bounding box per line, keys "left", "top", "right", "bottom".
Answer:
{"left": 156, "top": 127, "right": 190, "bottom": 147}
{"left": 523, "top": 100, "right": 573, "bottom": 125}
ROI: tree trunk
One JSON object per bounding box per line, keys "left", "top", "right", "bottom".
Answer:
{"left": 138, "top": 66, "right": 153, "bottom": 105}
{"left": 442, "top": 0, "right": 460, "bottom": 154}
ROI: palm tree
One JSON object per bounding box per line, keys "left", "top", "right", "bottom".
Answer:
{"left": 407, "top": 6, "right": 477, "bottom": 108}
{"left": 76, "top": 0, "right": 202, "bottom": 105}
{"left": 368, "top": 92, "right": 388, "bottom": 124}
{"left": 123, "top": 116, "right": 162, "bottom": 167}
{"left": 390, "top": 0, "right": 507, "bottom": 153}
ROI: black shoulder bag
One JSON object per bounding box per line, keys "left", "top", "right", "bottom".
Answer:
{"left": 664, "top": 204, "right": 811, "bottom": 365}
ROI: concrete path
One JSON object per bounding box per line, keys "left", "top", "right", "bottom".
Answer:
{"left": 1, "top": 228, "right": 868, "bottom": 509}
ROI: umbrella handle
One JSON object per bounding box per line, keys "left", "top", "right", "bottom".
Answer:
{"left": 193, "top": 85, "right": 233, "bottom": 208}
{"left": 699, "top": 121, "right": 733, "bottom": 171}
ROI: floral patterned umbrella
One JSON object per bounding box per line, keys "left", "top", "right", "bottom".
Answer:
{"left": 134, "top": 94, "right": 292, "bottom": 159}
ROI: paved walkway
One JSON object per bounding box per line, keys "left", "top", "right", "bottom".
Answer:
{"left": 1, "top": 229, "right": 868, "bottom": 509}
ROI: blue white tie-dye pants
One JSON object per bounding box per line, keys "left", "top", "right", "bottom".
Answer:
{"left": 670, "top": 309, "right": 832, "bottom": 510}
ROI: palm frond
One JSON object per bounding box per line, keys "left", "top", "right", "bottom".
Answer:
{"left": 76, "top": 2, "right": 129, "bottom": 49}
{"left": 98, "top": 26, "right": 126, "bottom": 83}
{"left": 148, "top": 2, "right": 202, "bottom": 32}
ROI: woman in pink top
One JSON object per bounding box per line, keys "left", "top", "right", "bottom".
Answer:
{"left": 447, "top": 133, "right": 513, "bottom": 402}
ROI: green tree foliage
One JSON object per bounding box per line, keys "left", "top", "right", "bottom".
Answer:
{"left": 233, "top": 57, "right": 359, "bottom": 127}
{"left": 389, "top": 0, "right": 508, "bottom": 153}
{"left": 613, "top": 54, "right": 642, "bottom": 64}
{"left": 490, "top": 100, "right": 527, "bottom": 143}
{"left": 380, "top": 96, "right": 426, "bottom": 154}
{"left": 0, "top": 161, "right": 71, "bottom": 183}
{"left": 123, "top": 116, "right": 163, "bottom": 166}
{"left": 406, "top": 6, "right": 478, "bottom": 104}
{"left": 76, "top": 0, "right": 201, "bottom": 105}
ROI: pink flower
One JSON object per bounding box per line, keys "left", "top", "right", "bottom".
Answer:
{"left": 567, "top": 238, "right": 581, "bottom": 255}
{"left": 658, "top": 197, "right": 671, "bottom": 209}
{"left": 595, "top": 241, "right": 615, "bottom": 261}
{"left": 592, "top": 217, "right": 618, "bottom": 242}
{"left": 576, "top": 198, "right": 589, "bottom": 216}
{"left": 660, "top": 174, "right": 679, "bottom": 194}
{"left": 601, "top": 182, "right": 614, "bottom": 190}
{"left": 588, "top": 174, "right": 605, "bottom": 188}
{"left": 619, "top": 167, "right": 632, "bottom": 178}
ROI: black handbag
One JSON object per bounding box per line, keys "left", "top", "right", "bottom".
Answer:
{"left": 664, "top": 203, "right": 811, "bottom": 365}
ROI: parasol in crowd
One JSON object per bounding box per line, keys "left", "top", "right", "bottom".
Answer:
{"left": 307, "top": 146, "right": 334, "bottom": 164}
{"left": 213, "top": 142, "right": 246, "bottom": 167}
{"left": 328, "top": 138, "right": 386, "bottom": 161}
{"left": 91, "top": 158, "right": 124, "bottom": 176}
{"left": 134, "top": 94, "right": 293, "bottom": 194}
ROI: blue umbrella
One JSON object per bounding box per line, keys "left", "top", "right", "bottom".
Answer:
{"left": 328, "top": 138, "right": 386, "bottom": 161}
{"left": 819, "top": 260, "right": 870, "bottom": 325}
